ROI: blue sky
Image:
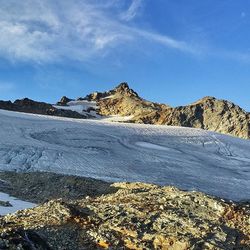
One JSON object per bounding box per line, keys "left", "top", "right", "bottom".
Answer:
{"left": 0, "top": 0, "right": 249, "bottom": 110}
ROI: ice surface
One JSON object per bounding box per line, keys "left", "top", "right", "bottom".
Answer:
{"left": 0, "top": 192, "right": 36, "bottom": 215}
{"left": 0, "top": 109, "right": 249, "bottom": 201}
{"left": 100, "top": 115, "right": 135, "bottom": 122}
{"left": 135, "top": 142, "right": 176, "bottom": 151}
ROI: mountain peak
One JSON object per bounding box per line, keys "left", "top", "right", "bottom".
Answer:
{"left": 113, "top": 82, "right": 139, "bottom": 98}
{"left": 56, "top": 96, "right": 72, "bottom": 106}
{"left": 200, "top": 96, "right": 216, "bottom": 101}
{"left": 190, "top": 96, "right": 217, "bottom": 106}
{"left": 115, "top": 82, "right": 130, "bottom": 90}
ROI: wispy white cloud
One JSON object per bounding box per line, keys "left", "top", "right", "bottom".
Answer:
{"left": 0, "top": 0, "right": 198, "bottom": 64}
{"left": 136, "top": 29, "right": 198, "bottom": 54}
{"left": 120, "top": 0, "right": 143, "bottom": 21}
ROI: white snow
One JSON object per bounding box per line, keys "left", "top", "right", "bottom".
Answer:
{"left": 101, "top": 95, "right": 115, "bottom": 99}
{"left": 100, "top": 115, "right": 134, "bottom": 122}
{"left": 54, "top": 100, "right": 134, "bottom": 121}
{"left": 0, "top": 109, "right": 249, "bottom": 201}
{"left": 135, "top": 142, "right": 175, "bottom": 151}
{"left": 0, "top": 192, "right": 36, "bottom": 215}
{"left": 53, "top": 100, "right": 100, "bottom": 117}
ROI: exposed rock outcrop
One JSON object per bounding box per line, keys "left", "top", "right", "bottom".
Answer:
{"left": 56, "top": 96, "right": 73, "bottom": 106}
{"left": 84, "top": 83, "right": 249, "bottom": 139}
{"left": 0, "top": 98, "right": 87, "bottom": 119}
{"left": 0, "top": 182, "right": 249, "bottom": 249}
{"left": 84, "top": 83, "right": 168, "bottom": 121}
{"left": 156, "top": 96, "right": 249, "bottom": 139}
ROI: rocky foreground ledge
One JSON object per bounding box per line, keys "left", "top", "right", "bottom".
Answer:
{"left": 0, "top": 173, "right": 249, "bottom": 249}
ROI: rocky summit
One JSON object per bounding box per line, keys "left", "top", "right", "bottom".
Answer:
{"left": 0, "top": 179, "right": 249, "bottom": 249}
{"left": 82, "top": 83, "right": 250, "bottom": 139}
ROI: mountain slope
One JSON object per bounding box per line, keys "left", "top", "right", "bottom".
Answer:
{"left": 84, "top": 82, "right": 169, "bottom": 120}
{"left": 80, "top": 83, "right": 249, "bottom": 139}
{"left": 156, "top": 96, "right": 249, "bottom": 139}
{"left": 0, "top": 109, "right": 249, "bottom": 201}
{"left": 0, "top": 98, "right": 89, "bottom": 119}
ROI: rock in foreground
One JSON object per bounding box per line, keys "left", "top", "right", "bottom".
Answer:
{"left": 0, "top": 182, "right": 249, "bottom": 249}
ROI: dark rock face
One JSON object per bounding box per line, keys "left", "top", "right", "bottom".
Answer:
{"left": 56, "top": 96, "right": 73, "bottom": 106}
{"left": 0, "top": 200, "right": 12, "bottom": 207}
{"left": 0, "top": 98, "right": 87, "bottom": 119}
{"left": 113, "top": 82, "right": 140, "bottom": 98}
{"left": 89, "top": 83, "right": 249, "bottom": 139}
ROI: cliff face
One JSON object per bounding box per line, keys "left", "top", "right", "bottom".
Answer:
{"left": 157, "top": 97, "right": 249, "bottom": 139}
{"left": 0, "top": 182, "right": 249, "bottom": 249}
{"left": 84, "top": 83, "right": 249, "bottom": 139}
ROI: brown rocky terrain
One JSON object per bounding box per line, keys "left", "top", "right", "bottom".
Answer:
{"left": 0, "top": 179, "right": 249, "bottom": 250}
{"left": 82, "top": 83, "right": 250, "bottom": 139}
{"left": 83, "top": 83, "right": 168, "bottom": 120}
{"left": 0, "top": 98, "right": 88, "bottom": 119}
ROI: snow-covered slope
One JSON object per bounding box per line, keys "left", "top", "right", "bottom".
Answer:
{"left": 0, "top": 109, "right": 249, "bottom": 201}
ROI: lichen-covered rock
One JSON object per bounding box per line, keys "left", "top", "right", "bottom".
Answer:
{"left": 0, "top": 182, "right": 249, "bottom": 249}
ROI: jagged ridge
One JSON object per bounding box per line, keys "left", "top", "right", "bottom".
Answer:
{"left": 0, "top": 82, "right": 248, "bottom": 139}
{"left": 83, "top": 83, "right": 249, "bottom": 139}
{"left": 0, "top": 98, "right": 87, "bottom": 119}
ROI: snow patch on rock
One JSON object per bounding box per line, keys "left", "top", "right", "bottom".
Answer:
{"left": 0, "top": 192, "right": 36, "bottom": 215}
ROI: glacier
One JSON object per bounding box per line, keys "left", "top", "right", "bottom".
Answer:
{"left": 0, "top": 109, "right": 249, "bottom": 201}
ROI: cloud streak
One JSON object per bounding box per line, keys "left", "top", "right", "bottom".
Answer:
{"left": 120, "top": 0, "right": 143, "bottom": 21}
{"left": 0, "top": 0, "right": 198, "bottom": 64}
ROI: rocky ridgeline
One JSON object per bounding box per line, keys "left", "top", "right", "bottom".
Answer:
{"left": 0, "top": 181, "right": 249, "bottom": 249}
{"left": 0, "top": 83, "right": 249, "bottom": 139}
{"left": 0, "top": 98, "right": 87, "bottom": 119}
{"left": 83, "top": 83, "right": 250, "bottom": 139}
